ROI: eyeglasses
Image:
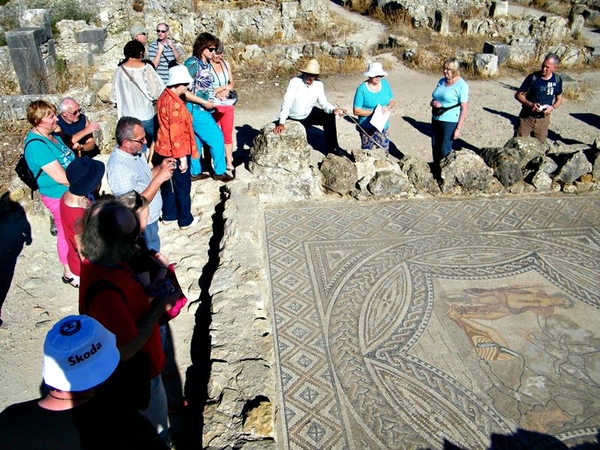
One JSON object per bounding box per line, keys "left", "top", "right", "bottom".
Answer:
{"left": 156, "top": 29, "right": 168, "bottom": 33}
{"left": 64, "top": 107, "right": 84, "bottom": 116}
{"left": 127, "top": 137, "right": 147, "bottom": 145}
{"left": 207, "top": 47, "right": 216, "bottom": 52}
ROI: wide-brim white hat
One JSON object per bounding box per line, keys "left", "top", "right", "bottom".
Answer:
{"left": 364, "top": 62, "right": 388, "bottom": 78}
{"left": 167, "top": 64, "right": 193, "bottom": 87}
{"left": 298, "top": 59, "right": 321, "bottom": 75}
{"left": 42, "top": 315, "right": 120, "bottom": 392}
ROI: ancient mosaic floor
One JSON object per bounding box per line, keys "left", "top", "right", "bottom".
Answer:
{"left": 264, "top": 195, "right": 600, "bottom": 450}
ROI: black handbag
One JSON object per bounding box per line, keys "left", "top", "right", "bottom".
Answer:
{"left": 15, "top": 139, "right": 44, "bottom": 198}
{"left": 432, "top": 103, "right": 460, "bottom": 117}
{"left": 227, "top": 89, "right": 238, "bottom": 105}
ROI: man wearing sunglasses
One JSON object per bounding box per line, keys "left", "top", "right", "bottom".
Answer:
{"left": 56, "top": 97, "right": 101, "bottom": 157}
{"left": 148, "top": 23, "right": 181, "bottom": 85}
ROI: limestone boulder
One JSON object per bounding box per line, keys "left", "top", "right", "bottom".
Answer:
{"left": 503, "top": 137, "right": 546, "bottom": 168}
{"left": 320, "top": 154, "right": 358, "bottom": 195}
{"left": 554, "top": 151, "right": 593, "bottom": 183}
{"left": 531, "top": 170, "right": 553, "bottom": 192}
{"left": 591, "top": 150, "right": 600, "bottom": 181}
{"left": 250, "top": 121, "right": 311, "bottom": 172}
{"left": 439, "top": 149, "right": 495, "bottom": 194}
{"left": 398, "top": 156, "right": 440, "bottom": 195}
{"left": 473, "top": 53, "right": 498, "bottom": 77}
{"left": 366, "top": 170, "right": 411, "bottom": 199}
{"left": 479, "top": 146, "right": 523, "bottom": 188}
{"left": 527, "top": 156, "right": 558, "bottom": 174}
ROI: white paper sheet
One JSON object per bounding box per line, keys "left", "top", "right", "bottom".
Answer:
{"left": 370, "top": 104, "right": 389, "bottom": 132}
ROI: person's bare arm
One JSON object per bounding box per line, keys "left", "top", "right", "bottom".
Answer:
{"left": 546, "top": 93, "right": 563, "bottom": 115}
{"left": 41, "top": 160, "right": 68, "bottom": 185}
{"left": 118, "top": 288, "right": 180, "bottom": 361}
{"left": 142, "top": 159, "right": 175, "bottom": 202}
{"left": 453, "top": 102, "right": 468, "bottom": 140}
{"left": 184, "top": 91, "right": 215, "bottom": 110}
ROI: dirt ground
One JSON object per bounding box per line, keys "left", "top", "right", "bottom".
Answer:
{"left": 1, "top": 1, "right": 600, "bottom": 435}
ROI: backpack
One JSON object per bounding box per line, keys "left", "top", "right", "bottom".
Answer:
{"left": 14, "top": 139, "right": 44, "bottom": 199}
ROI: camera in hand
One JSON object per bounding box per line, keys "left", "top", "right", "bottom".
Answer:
{"left": 149, "top": 279, "right": 176, "bottom": 306}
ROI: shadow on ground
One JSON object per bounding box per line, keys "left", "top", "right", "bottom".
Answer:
{"left": 168, "top": 187, "right": 227, "bottom": 449}
{"left": 0, "top": 192, "right": 32, "bottom": 326}
{"left": 442, "top": 428, "right": 600, "bottom": 450}
{"left": 571, "top": 112, "right": 600, "bottom": 130}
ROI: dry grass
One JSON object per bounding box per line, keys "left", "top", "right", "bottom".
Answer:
{"left": 296, "top": 17, "right": 358, "bottom": 44}
{"left": 562, "top": 82, "right": 585, "bottom": 101}
{"left": 0, "top": 118, "right": 30, "bottom": 194}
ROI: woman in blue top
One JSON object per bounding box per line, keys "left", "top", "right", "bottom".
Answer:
{"left": 430, "top": 57, "right": 469, "bottom": 163}
{"left": 24, "top": 100, "right": 76, "bottom": 285}
{"left": 353, "top": 62, "right": 395, "bottom": 151}
{"left": 183, "top": 32, "right": 231, "bottom": 181}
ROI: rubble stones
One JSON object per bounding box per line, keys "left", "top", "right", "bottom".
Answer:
{"left": 366, "top": 169, "right": 411, "bottom": 199}
{"left": 320, "top": 154, "right": 358, "bottom": 195}
{"left": 555, "top": 151, "right": 593, "bottom": 183}
{"left": 480, "top": 146, "right": 524, "bottom": 187}
{"left": 398, "top": 156, "right": 440, "bottom": 195}
{"left": 438, "top": 149, "right": 496, "bottom": 194}
{"left": 503, "top": 137, "right": 546, "bottom": 168}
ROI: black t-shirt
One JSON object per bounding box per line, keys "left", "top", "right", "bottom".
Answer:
{"left": 0, "top": 398, "right": 169, "bottom": 450}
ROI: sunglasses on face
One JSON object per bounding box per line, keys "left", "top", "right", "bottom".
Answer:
{"left": 207, "top": 47, "right": 216, "bottom": 52}
{"left": 65, "top": 107, "right": 84, "bottom": 116}
{"left": 156, "top": 29, "right": 167, "bottom": 33}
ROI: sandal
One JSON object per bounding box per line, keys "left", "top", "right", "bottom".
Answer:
{"left": 61, "top": 276, "right": 79, "bottom": 288}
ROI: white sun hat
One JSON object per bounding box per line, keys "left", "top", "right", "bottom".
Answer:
{"left": 42, "top": 315, "right": 120, "bottom": 392}
{"left": 167, "top": 64, "right": 193, "bottom": 87}
{"left": 364, "top": 62, "right": 388, "bottom": 78}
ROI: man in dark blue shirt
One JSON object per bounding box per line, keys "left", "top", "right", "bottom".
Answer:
{"left": 514, "top": 53, "right": 563, "bottom": 143}
{"left": 57, "top": 97, "right": 100, "bottom": 156}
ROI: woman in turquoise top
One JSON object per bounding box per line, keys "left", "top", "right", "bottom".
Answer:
{"left": 353, "top": 62, "right": 395, "bottom": 151}
{"left": 430, "top": 57, "right": 469, "bottom": 163}
{"left": 24, "top": 100, "right": 76, "bottom": 285}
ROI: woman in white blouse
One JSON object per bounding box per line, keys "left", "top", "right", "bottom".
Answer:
{"left": 110, "top": 40, "right": 164, "bottom": 156}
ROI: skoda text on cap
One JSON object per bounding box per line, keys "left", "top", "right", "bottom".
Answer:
{"left": 42, "top": 315, "right": 120, "bottom": 391}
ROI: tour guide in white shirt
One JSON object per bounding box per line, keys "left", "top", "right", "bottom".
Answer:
{"left": 273, "top": 59, "right": 347, "bottom": 155}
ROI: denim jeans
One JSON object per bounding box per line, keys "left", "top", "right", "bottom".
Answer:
{"left": 431, "top": 119, "right": 457, "bottom": 162}
{"left": 143, "top": 220, "right": 160, "bottom": 253}
{"left": 141, "top": 116, "right": 157, "bottom": 147}
{"left": 152, "top": 153, "right": 193, "bottom": 227}
{"left": 187, "top": 104, "right": 226, "bottom": 176}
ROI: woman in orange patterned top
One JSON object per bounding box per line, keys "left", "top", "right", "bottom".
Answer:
{"left": 153, "top": 65, "right": 200, "bottom": 230}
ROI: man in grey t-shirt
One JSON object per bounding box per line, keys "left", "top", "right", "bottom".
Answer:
{"left": 148, "top": 23, "right": 181, "bottom": 85}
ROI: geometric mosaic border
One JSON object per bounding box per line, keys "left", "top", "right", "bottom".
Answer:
{"left": 265, "top": 196, "right": 600, "bottom": 449}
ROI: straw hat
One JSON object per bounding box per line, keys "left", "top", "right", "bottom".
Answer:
{"left": 42, "top": 315, "right": 120, "bottom": 392}
{"left": 298, "top": 59, "right": 321, "bottom": 76}
{"left": 363, "top": 62, "right": 388, "bottom": 78}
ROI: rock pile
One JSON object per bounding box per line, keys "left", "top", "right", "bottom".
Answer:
{"left": 250, "top": 124, "right": 600, "bottom": 200}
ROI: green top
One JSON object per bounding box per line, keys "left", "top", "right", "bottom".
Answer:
{"left": 24, "top": 131, "right": 75, "bottom": 198}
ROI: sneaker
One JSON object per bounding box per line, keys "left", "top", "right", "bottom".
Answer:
{"left": 161, "top": 219, "right": 176, "bottom": 226}
{"left": 50, "top": 216, "right": 57, "bottom": 236}
{"left": 213, "top": 173, "right": 234, "bottom": 182}
{"left": 179, "top": 216, "right": 200, "bottom": 230}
